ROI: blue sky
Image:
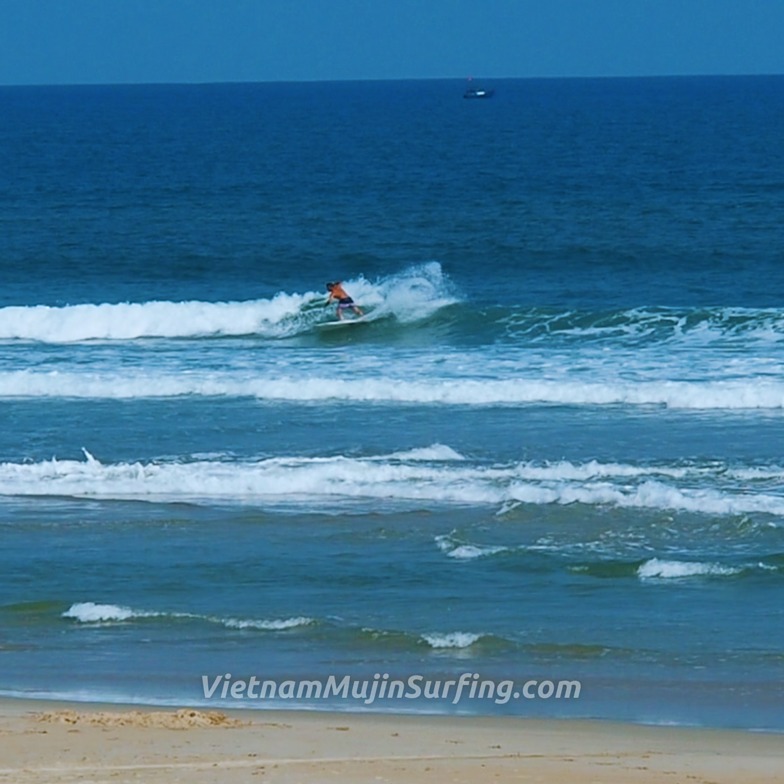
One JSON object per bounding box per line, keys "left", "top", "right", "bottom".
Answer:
{"left": 1, "top": 0, "right": 783, "bottom": 85}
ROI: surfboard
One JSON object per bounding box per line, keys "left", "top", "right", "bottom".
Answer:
{"left": 316, "top": 315, "right": 371, "bottom": 330}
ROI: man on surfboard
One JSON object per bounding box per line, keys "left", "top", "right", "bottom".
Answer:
{"left": 326, "top": 282, "right": 364, "bottom": 320}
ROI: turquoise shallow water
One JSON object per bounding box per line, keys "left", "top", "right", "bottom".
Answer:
{"left": 1, "top": 77, "right": 783, "bottom": 729}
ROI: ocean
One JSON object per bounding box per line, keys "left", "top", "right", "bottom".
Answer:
{"left": 1, "top": 76, "right": 783, "bottom": 731}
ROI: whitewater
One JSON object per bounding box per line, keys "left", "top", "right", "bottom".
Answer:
{"left": 2, "top": 449, "right": 784, "bottom": 520}
{"left": 2, "top": 265, "right": 784, "bottom": 411}
{"left": 3, "top": 77, "right": 784, "bottom": 731}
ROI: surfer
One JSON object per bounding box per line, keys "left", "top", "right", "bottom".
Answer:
{"left": 326, "top": 282, "right": 364, "bottom": 320}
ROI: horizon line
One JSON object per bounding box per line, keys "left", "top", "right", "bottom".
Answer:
{"left": 2, "top": 72, "right": 783, "bottom": 90}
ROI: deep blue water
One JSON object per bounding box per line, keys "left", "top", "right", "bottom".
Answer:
{"left": 1, "top": 77, "right": 783, "bottom": 730}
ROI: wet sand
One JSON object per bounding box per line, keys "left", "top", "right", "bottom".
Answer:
{"left": 1, "top": 699, "right": 781, "bottom": 783}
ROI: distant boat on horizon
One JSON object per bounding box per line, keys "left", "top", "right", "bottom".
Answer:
{"left": 463, "top": 77, "right": 494, "bottom": 99}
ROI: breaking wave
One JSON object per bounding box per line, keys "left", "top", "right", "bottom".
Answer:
{"left": 0, "top": 262, "right": 457, "bottom": 343}
{"left": 3, "top": 449, "right": 784, "bottom": 518}
{"left": 61, "top": 602, "right": 498, "bottom": 654}
{"left": 3, "top": 370, "right": 784, "bottom": 409}
{"left": 62, "top": 602, "right": 314, "bottom": 630}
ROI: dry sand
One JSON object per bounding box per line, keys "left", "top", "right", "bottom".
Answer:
{"left": 0, "top": 699, "right": 781, "bottom": 783}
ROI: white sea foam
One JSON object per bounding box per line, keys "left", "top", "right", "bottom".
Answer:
{"left": 218, "top": 617, "right": 314, "bottom": 631}
{"left": 2, "top": 370, "right": 784, "bottom": 409}
{"left": 62, "top": 602, "right": 142, "bottom": 622}
{"left": 2, "top": 292, "right": 782, "bottom": 347}
{"left": 421, "top": 632, "right": 483, "bottom": 649}
{"left": 385, "top": 445, "right": 466, "bottom": 462}
{"left": 637, "top": 559, "right": 741, "bottom": 580}
{"left": 0, "top": 262, "right": 457, "bottom": 344}
{"left": 434, "top": 535, "right": 509, "bottom": 560}
{"left": 61, "top": 601, "right": 313, "bottom": 630}
{"left": 5, "top": 452, "right": 784, "bottom": 517}
{"left": 511, "top": 459, "right": 693, "bottom": 481}
{"left": 341, "top": 261, "right": 459, "bottom": 324}
{"left": 506, "top": 306, "right": 784, "bottom": 347}
{"left": 0, "top": 452, "right": 502, "bottom": 505}
{"left": 445, "top": 544, "right": 502, "bottom": 560}
{"left": 0, "top": 295, "right": 319, "bottom": 342}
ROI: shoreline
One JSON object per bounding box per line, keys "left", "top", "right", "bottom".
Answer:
{"left": 1, "top": 697, "right": 782, "bottom": 783}
{"left": 2, "top": 690, "right": 783, "bottom": 735}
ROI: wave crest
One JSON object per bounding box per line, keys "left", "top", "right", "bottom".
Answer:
{"left": 0, "top": 262, "right": 457, "bottom": 343}
{"left": 4, "top": 451, "right": 784, "bottom": 518}
{"left": 62, "top": 601, "right": 314, "bottom": 629}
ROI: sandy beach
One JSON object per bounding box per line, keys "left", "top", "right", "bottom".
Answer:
{"left": 0, "top": 700, "right": 781, "bottom": 783}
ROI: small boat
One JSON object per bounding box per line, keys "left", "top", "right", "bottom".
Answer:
{"left": 464, "top": 87, "right": 494, "bottom": 99}
{"left": 463, "top": 78, "right": 494, "bottom": 99}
